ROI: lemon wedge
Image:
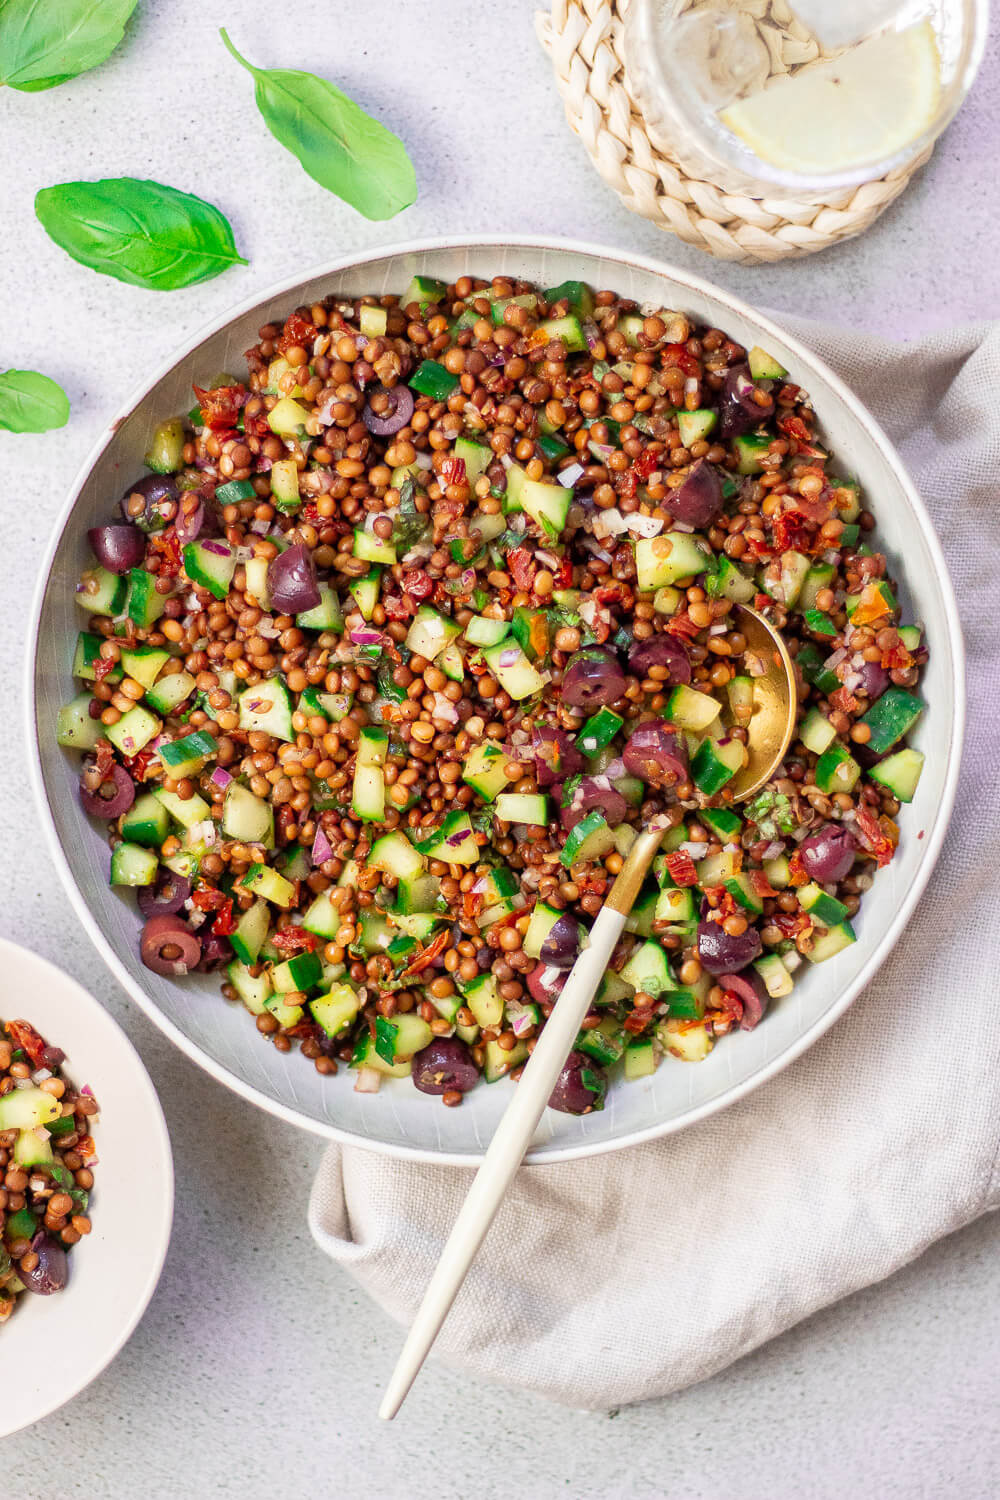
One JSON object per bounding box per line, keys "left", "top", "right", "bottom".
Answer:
{"left": 719, "top": 21, "right": 942, "bottom": 176}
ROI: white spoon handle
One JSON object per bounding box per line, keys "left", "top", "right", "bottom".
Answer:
{"left": 378, "top": 902, "right": 626, "bottom": 1421}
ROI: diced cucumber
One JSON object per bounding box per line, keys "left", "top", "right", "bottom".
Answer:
{"left": 536, "top": 313, "right": 586, "bottom": 352}
{"left": 144, "top": 416, "right": 185, "bottom": 474}
{"left": 357, "top": 726, "right": 388, "bottom": 768}
{"left": 734, "top": 434, "right": 771, "bottom": 475}
{"left": 560, "top": 811, "right": 615, "bottom": 867}
{"left": 543, "top": 279, "right": 595, "bottom": 317}
{"left": 484, "top": 1038, "right": 528, "bottom": 1083}
{"left": 238, "top": 677, "right": 294, "bottom": 741}
{"left": 351, "top": 763, "right": 384, "bottom": 823}
{"left": 351, "top": 1031, "right": 411, "bottom": 1077}
{"left": 495, "top": 792, "right": 548, "bottom": 825}
{"left": 799, "top": 881, "right": 849, "bottom": 927}
{"left": 797, "top": 643, "right": 841, "bottom": 696}
{"left": 300, "top": 686, "right": 352, "bottom": 721}
{"left": 229, "top": 961, "right": 297, "bottom": 1026}
{"left": 297, "top": 584, "right": 344, "bottom": 632}
{"left": 726, "top": 675, "right": 754, "bottom": 726}
{"left": 438, "top": 640, "right": 465, "bottom": 682}
{"left": 354, "top": 527, "right": 397, "bottom": 565}
{"left": 798, "top": 562, "right": 836, "bottom": 613}
{"left": 658, "top": 1018, "right": 714, "bottom": 1062}
{"left": 695, "top": 849, "right": 739, "bottom": 885}
{"left": 522, "top": 902, "right": 562, "bottom": 961}
{"left": 806, "top": 920, "right": 857, "bottom": 963}
{"left": 271, "top": 950, "right": 323, "bottom": 994}
{"left": 267, "top": 396, "right": 311, "bottom": 436}
{"left": 869, "top": 747, "right": 925, "bottom": 803}
{"left": 624, "top": 1039, "right": 657, "bottom": 1079}
{"left": 625, "top": 881, "right": 659, "bottom": 937}
{"left": 416, "top": 810, "right": 479, "bottom": 864}
{"left": 454, "top": 436, "right": 492, "bottom": 484}
{"left": 153, "top": 785, "right": 211, "bottom": 829}
{"left": 56, "top": 693, "right": 103, "bottom": 752}
{"left": 73, "top": 630, "right": 120, "bottom": 684}
{"left": 481, "top": 640, "right": 546, "bottom": 700}
{"left": 120, "top": 792, "right": 169, "bottom": 848}
{"left": 664, "top": 683, "right": 720, "bottom": 732}
{"left": 119, "top": 645, "right": 169, "bottom": 690}
{"left": 747, "top": 346, "right": 788, "bottom": 380}
{"left": 348, "top": 565, "right": 381, "bottom": 620}
{"left": 368, "top": 831, "right": 426, "bottom": 882}
{"left": 510, "top": 607, "right": 550, "bottom": 662}
{"left": 241, "top": 863, "right": 296, "bottom": 907}
{"left": 391, "top": 912, "right": 447, "bottom": 941}
{"left": 634, "top": 532, "right": 711, "bottom": 591}
{"left": 105, "top": 704, "right": 161, "bottom": 757}
{"left": 267, "top": 457, "right": 301, "bottom": 512}
{"left": 300, "top": 891, "right": 340, "bottom": 945}
{"left": 690, "top": 735, "right": 744, "bottom": 794}
{"left": 505, "top": 463, "right": 572, "bottom": 537}
{"left": 859, "top": 689, "right": 924, "bottom": 754}
{"left": 0, "top": 1087, "right": 61, "bottom": 1131}
{"left": 799, "top": 706, "right": 838, "bottom": 755}
{"left": 898, "top": 625, "right": 922, "bottom": 651}
{"left": 183, "top": 541, "right": 236, "bottom": 600}
{"left": 159, "top": 729, "right": 217, "bottom": 780}
{"left": 700, "top": 807, "right": 742, "bottom": 840}
{"left": 230, "top": 899, "right": 272, "bottom": 966}
{"left": 654, "top": 886, "right": 697, "bottom": 924}
{"left": 462, "top": 971, "right": 504, "bottom": 1030}
{"left": 620, "top": 939, "right": 673, "bottom": 996}
{"left": 408, "top": 359, "right": 460, "bottom": 401}
{"left": 13, "top": 1128, "right": 55, "bottom": 1169}
{"left": 576, "top": 708, "right": 623, "bottom": 758}
{"left": 462, "top": 739, "right": 513, "bottom": 801}
{"left": 760, "top": 550, "right": 811, "bottom": 609}
{"left": 705, "top": 555, "right": 756, "bottom": 604}
{"left": 576, "top": 1020, "right": 625, "bottom": 1067}
{"left": 394, "top": 872, "right": 444, "bottom": 915}
{"left": 405, "top": 604, "right": 462, "bottom": 662}
{"left": 356, "top": 910, "right": 394, "bottom": 955}
{"left": 724, "top": 872, "right": 764, "bottom": 915}
{"left": 125, "top": 567, "right": 166, "bottom": 628}
{"left": 222, "top": 782, "right": 274, "bottom": 845}
{"left": 465, "top": 615, "right": 510, "bottom": 649}
{"left": 310, "top": 983, "right": 361, "bottom": 1038}
{"left": 76, "top": 565, "right": 127, "bottom": 617}
{"left": 754, "top": 952, "right": 794, "bottom": 998}
{"left": 400, "top": 275, "right": 447, "bottom": 312}
{"left": 763, "top": 854, "right": 791, "bottom": 889}
{"left": 146, "top": 670, "right": 196, "bottom": 715}
{"left": 676, "top": 409, "right": 717, "bottom": 447}
{"left": 845, "top": 580, "right": 897, "bottom": 619}
{"left": 109, "top": 842, "right": 158, "bottom": 886}
{"left": 815, "top": 743, "right": 860, "bottom": 794}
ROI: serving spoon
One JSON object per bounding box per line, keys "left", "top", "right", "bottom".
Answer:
{"left": 378, "top": 606, "right": 796, "bottom": 1420}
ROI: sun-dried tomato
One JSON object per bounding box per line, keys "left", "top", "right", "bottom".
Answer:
{"left": 122, "top": 746, "right": 156, "bottom": 782}
{"left": 441, "top": 455, "right": 466, "bottom": 487}
{"left": 507, "top": 546, "right": 536, "bottom": 592}
{"left": 211, "top": 899, "right": 235, "bottom": 937}
{"left": 881, "top": 641, "right": 914, "bottom": 672}
{"left": 623, "top": 1012, "right": 651, "bottom": 1035}
{"left": 271, "top": 925, "right": 318, "bottom": 955}
{"left": 772, "top": 910, "right": 808, "bottom": 937}
{"left": 462, "top": 889, "right": 484, "bottom": 921}
{"left": 666, "top": 611, "right": 702, "bottom": 640}
{"left": 383, "top": 592, "right": 415, "bottom": 621}
{"left": 276, "top": 312, "right": 318, "bottom": 356}
{"left": 777, "top": 413, "right": 819, "bottom": 451}
{"left": 787, "top": 851, "right": 809, "bottom": 887}
{"left": 663, "top": 343, "right": 701, "bottom": 377}
{"left": 243, "top": 410, "right": 270, "bottom": 440}
{"left": 401, "top": 928, "right": 449, "bottom": 977}
{"left": 151, "top": 529, "right": 183, "bottom": 577}
{"left": 771, "top": 508, "right": 816, "bottom": 555}
{"left": 93, "top": 739, "right": 115, "bottom": 779}
{"left": 554, "top": 556, "right": 573, "bottom": 589}
{"left": 749, "top": 868, "right": 778, "bottom": 899}
{"left": 856, "top": 806, "right": 896, "bottom": 867}
{"left": 594, "top": 583, "right": 624, "bottom": 607}
{"left": 285, "top": 1020, "right": 323, "bottom": 1042}
{"left": 191, "top": 887, "right": 227, "bottom": 912}
{"left": 665, "top": 850, "right": 698, "bottom": 887}
{"left": 93, "top": 653, "right": 117, "bottom": 682}
{"left": 829, "top": 686, "right": 859, "bottom": 715}
{"left": 193, "top": 384, "right": 246, "bottom": 431}
{"left": 7, "top": 1019, "right": 49, "bottom": 1069}
{"left": 403, "top": 569, "right": 435, "bottom": 602}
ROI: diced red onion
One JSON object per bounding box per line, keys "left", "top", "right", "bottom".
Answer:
{"left": 201, "top": 540, "right": 231, "bottom": 557}
{"left": 350, "top": 627, "right": 384, "bottom": 646}
{"left": 210, "top": 767, "right": 232, "bottom": 790}
{"left": 312, "top": 827, "right": 334, "bottom": 866}
{"left": 558, "top": 463, "right": 584, "bottom": 488}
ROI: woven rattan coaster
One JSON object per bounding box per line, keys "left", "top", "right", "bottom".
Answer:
{"left": 536, "top": 0, "right": 933, "bottom": 264}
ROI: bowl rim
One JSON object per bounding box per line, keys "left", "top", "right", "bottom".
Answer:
{"left": 0, "top": 937, "right": 174, "bottom": 1436}
{"left": 25, "top": 234, "right": 966, "bottom": 1166}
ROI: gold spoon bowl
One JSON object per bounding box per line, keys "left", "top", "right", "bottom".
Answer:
{"left": 728, "top": 604, "right": 798, "bottom": 802}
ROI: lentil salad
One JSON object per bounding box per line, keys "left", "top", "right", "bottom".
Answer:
{"left": 0, "top": 1018, "right": 97, "bottom": 1320}
{"left": 58, "top": 272, "right": 927, "bottom": 1113}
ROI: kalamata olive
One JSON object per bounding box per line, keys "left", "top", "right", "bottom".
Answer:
{"left": 363, "top": 384, "right": 415, "bottom": 437}
{"left": 79, "top": 762, "right": 135, "bottom": 819}
{"left": 411, "top": 1036, "right": 480, "bottom": 1095}
{"left": 196, "top": 933, "right": 233, "bottom": 972}
{"left": 668, "top": 459, "right": 725, "bottom": 528}
{"left": 173, "top": 496, "right": 205, "bottom": 544}
{"left": 560, "top": 647, "right": 626, "bottom": 709}
{"left": 538, "top": 913, "right": 582, "bottom": 971}
{"left": 20, "top": 1234, "right": 68, "bottom": 1295}
{"left": 718, "top": 971, "right": 768, "bottom": 1030}
{"left": 119, "top": 472, "right": 178, "bottom": 530}
{"left": 86, "top": 523, "right": 146, "bottom": 574}
{"left": 697, "top": 919, "right": 762, "bottom": 974}
{"left": 532, "top": 725, "right": 585, "bottom": 787}
{"left": 267, "top": 543, "right": 321, "bottom": 615}
{"left": 560, "top": 775, "right": 628, "bottom": 831}
{"left": 719, "top": 365, "right": 774, "bottom": 440}
{"left": 527, "top": 962, "right": 568, "bottom": 1007}
{"left": 137, "top": 869, "right": 191, "bottom": 918}
{"left": 627, "top": 633, "right": 691, "bottom": 684}
{"left": 140, "top": 914, "right": 201, "bottom": 976}
{"left": 800, "top": 823, "right": 856, "bottom": 883}
{"left": 855, "top": 661, "right": 889, "bottom": 701}
{"left": 622, "top": 724, "right": 688, "bottom": 786}
{"left": 548, "top": 1051, "right": 606, "bottom": 1114}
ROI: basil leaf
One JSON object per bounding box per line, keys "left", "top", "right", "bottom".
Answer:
{"left": 34, "top": 178, "right": 248, "bottom": 290}
{"left": 374, "top": 1017, "right": 398, "bottom": 1067}
{"left": 219, "top": 30, "right": 416, "bottom": 222}
{"left": 0, "top": 0, "right": 137, "bottom": 91}
{"left": 0, "top": 369, "right": 69, "bottom": 433}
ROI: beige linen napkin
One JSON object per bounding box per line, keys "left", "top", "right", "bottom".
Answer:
{"left": 310, "top": 320, "right": 1000, "bottom": 1409}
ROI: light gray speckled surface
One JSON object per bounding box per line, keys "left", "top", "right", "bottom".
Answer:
{"left": 3, "top": 2, "right": 998, "bottom": 1494}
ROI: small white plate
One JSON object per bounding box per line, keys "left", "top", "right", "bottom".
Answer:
{"left": 0, "top": 939, "right": 173, "bottom": 1436}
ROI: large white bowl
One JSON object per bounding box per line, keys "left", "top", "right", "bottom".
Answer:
{"left": 26, "top": 238, "right": 964, "bottom": 1165}
{"left": 0, "top": 939, "right": 173, "bottom": 1436}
